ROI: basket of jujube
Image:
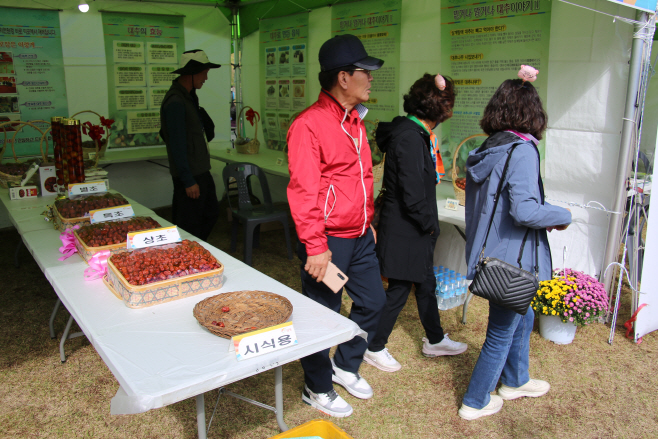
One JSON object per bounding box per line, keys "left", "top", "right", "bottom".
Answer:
{"left": 74, "top": 216, "right": 161, "bottom": 263}
{"left": 104, "top": 240, "right": 224, "bottom": 309}
{"left": 53, "top": 193, "right": 129, "bottom": 231}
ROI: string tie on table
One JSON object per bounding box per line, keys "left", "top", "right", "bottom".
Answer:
{"left": 58, "top": 225, "right": 81, "bottom": 261}
{"left": 84, "top": 250, "right": 111, "bottom": 281}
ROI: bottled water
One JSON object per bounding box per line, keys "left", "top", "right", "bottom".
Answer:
{"left": 438, "top": 278, "right": 451, "bottom": 310}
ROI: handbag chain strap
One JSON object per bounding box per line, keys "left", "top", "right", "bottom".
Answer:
{"left": 477, "top": 143, "right": 540, "bottom": 277}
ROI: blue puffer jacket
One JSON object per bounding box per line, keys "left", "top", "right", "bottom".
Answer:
{"left": 464, "top": 131, "right": 572, "bottom": 281}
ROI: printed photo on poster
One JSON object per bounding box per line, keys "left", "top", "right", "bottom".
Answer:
{"left": 0, "top": 76, "right": 17, "bottom": 94}
{"left": 265, "top": 47, "right": 277, "bottom": 77}
{"left": 0, "top": 96, "right": 19, "bottom": 113}
{"left": 278, "top": 46, "right": 290, "bottom": 77}
{"left": 0, "top": 52, "right": 14, "bottom": 74}
{"left": 292, "top": 44, "right": 306, "bottom": 77}
{"left": 278, "top": 79, "right": 290, "bottom": 110}
{"left": 292, "top": 78, "right": 306, "bottom": 110}
{"left": 265, "top": 79, "right": 277, "bottom": 109}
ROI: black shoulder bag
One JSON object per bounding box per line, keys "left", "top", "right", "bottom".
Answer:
{"left": 469, "top": 144, "right": 539, "bottom": 315}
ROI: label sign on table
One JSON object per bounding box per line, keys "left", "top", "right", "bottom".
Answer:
{"left": 233, "top": 321, "right": 297, "bottom": 361}
{"left": 68, "top": 181, "right": 108, "bottom": 197}
{"left": 89, "top": 204, "right": 135, "bottom": 224}
{"left": 127, "top": 226, "right": 181, "bottom": 249}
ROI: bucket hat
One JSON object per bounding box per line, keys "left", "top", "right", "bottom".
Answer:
{"left": 318, "top": 34, "right": 384, "bottom": 72}
{"left": 172, "top": 49, "right": 221, "bottom": 75}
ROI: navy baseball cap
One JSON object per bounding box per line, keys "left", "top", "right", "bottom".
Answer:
{"left": 318, "top": 34, "right": 384, "bottom": 72}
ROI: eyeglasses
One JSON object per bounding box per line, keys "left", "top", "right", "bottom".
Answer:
{"left": 353, "top": 68, "right": 373, "bottom": 77}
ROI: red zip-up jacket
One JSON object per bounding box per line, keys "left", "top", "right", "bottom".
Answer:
{"left": 287, "top": 90, "right": 375, "bottom": 256}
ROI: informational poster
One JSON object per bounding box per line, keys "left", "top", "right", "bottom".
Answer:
{"left": 0, "top": 7, "right": 68, "bottom": 156}
{"left": 102, "top": 12, "right": 184, "bottom": 148}
{"left": 440, "top": 0, "right": 551, "bottom": 177}
{"left": 331, "top": 0, "right": 402, "bottom": 168}
{"left": 259, "top": 13, "right": 309, "bottom": 151}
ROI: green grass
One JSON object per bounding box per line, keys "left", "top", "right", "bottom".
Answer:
{"left": 1, "top": 205, "right": 656, "bottom": 438}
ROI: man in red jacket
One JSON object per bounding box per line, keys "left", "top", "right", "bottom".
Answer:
{"left": 287, "top": 34, "right": 386, "bottom": 417}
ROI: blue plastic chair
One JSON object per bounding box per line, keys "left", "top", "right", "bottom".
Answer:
{"left": 222, "top": 162, "right": 293, "bottom": 266}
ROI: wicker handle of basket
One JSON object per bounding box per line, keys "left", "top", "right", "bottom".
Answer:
{"left": 71, "top": 110, "right": 113, "bottom": 159}
{"left": 451, "top": 134, "right": 488, "bottom": 181}
{"left": 237, "top": 106, "right": 259, "bottom": 142}
{"left": 9, "top": 121, "right": 48, "bottom": 162}
{"left": 0, "top": 121, "right": 17, "bottom": 162}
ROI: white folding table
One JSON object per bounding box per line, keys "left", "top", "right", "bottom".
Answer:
{"left": 3, "top": 192, "right": 364, "bottom": 438}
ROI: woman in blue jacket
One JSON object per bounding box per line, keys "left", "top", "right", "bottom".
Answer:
{"left": 458, "top": 77, "right": 572, "bottom": 420}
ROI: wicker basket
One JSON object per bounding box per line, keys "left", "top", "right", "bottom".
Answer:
{"left": 451, "top": 134, "right": 488, "bottom": 206}
{"left": 70, "top": 110, "right": 112, "bottom": 166}
{"left": 0, "top": 120, "right": 50, "bottom": 188}
{"left": 193, "top": 290, "right": 293, "bottom": 339}
{"left": 105, "top": 257, "right": 225, "bottom": 309}
{"left": 235, "top": 106, "right": 260, "bottom": 155}
{"left": 53, "top": 203, "right": 91, "bottom": 232}
{"left": 73, "top": 217, "right": 162, "bottom": 264}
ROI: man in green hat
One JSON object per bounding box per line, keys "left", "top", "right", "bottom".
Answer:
{"left": 160, "top": 49, "right": 221, "bottom": 241}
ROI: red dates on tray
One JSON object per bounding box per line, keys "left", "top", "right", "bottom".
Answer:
{"left": 55, "top": 193, "right": 128, "bottom": 219}
{"left": 110, "top": 240, "right": 220, "bottom": 286}
{"left": 77, "top": 217, "right": 161, "bottom": 248}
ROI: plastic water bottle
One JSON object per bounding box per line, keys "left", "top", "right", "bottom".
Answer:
{"left": 449, "top": 279, "right": 458, "bottom": 309}
{"left": 454, "top": 274, "right": 464, "bottom": 306}
{"left": 438, "top": 279, "right": 451, "bottom": 310}
{"left": 436, "top": 273, "right": 445, "bottom": 309}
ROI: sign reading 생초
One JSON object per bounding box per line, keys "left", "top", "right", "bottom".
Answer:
{"left": 233, "top": 321, "right": 298, "bottom": 361}
{"left": 127, "top": 226, "right": 181, "bottom": 249}
{"left": 68, "top": 181, "right": 108, "bottom": 197}
{"left": 89, "top": 204, "right": 135, "bottom": 224}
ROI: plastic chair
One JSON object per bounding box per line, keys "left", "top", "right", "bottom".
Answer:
{"left": 222, "top": 162, "right": 293, "bottom": 266}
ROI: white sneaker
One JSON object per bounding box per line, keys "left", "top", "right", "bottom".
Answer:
{"left": 331, "top": 358, "right": 373, "bottom": 399}
{"left": 498, "top": 379, "right": 550, "bottom": 400}
{"left": 422, "top": 334, "right": 467, "bottom": 357}
{"left": 458, "top": 394, "right": 504, "bottom": 420}
{"left": 363, "top": 348, "right": 402, "bottom": 372}
{"left": 302, "top": 385, "right": 353, "bottom": 417}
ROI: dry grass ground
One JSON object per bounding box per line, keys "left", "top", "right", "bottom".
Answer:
{"left": 1, "top": 205, "right": 657, "bottom": 439}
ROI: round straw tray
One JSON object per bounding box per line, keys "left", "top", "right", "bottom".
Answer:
{"left": 193, "top": 290, "right": 293, "bottom": 339}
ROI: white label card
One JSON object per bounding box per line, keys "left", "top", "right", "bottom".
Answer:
{"left": 127, "top": 226, "right": 181, "bottom": 249}
{"left": 89, "top": 204, "right": 135, "bottom": 224}
{"left": 68, "top": 181, "right": 108, "bottom": 197}
{"left": 445, "top": 198, "right": 460, "bottom": 211}
{"left": 232, "top": 321, "right": 297, "bottom": 361}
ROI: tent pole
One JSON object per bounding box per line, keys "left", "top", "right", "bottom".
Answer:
{"left": 602, "top": 11, "right": 652, "bottom": 296}
{"left": 232, "top": 7, "right": 244, "bottom": 139}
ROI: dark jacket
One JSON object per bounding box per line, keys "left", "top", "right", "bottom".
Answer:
{"left": 464, "top": 131, "right": 572, "bottom": 281}
{"left": 160, "top": 80, "right": 211, "bottom": 186}
{"left": 375, "top": 116, "right": 439, "bottom": 283}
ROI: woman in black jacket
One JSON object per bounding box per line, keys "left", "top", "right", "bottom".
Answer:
{"left": 364, "top": 74, "right": 467, "bottom": 372}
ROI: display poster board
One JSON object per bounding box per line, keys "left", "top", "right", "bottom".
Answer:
{"left": 331, "top": 0, "right": 401, "bottom": 168}
{"left": 102, "top": 12, "right": 184, "bottom": 148}
{"left": 259, "top": 13, "right": 309, "bottom": 152}
{"left": 605, "top": 0, "right": 657, "bottom": 13}
{"left": 0, "top": 7, "right": 68, "bottom": 157}
{"left": 440, "top": 0, "right": 552, "bottom": 179}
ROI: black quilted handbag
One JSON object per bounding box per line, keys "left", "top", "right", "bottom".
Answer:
{"left": 469, "top": 144, "right": 539, "bottom": 315}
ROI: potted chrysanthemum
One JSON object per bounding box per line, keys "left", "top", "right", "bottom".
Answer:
{"left": 531, "top": 268, "right": 609, "bottom": 344}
